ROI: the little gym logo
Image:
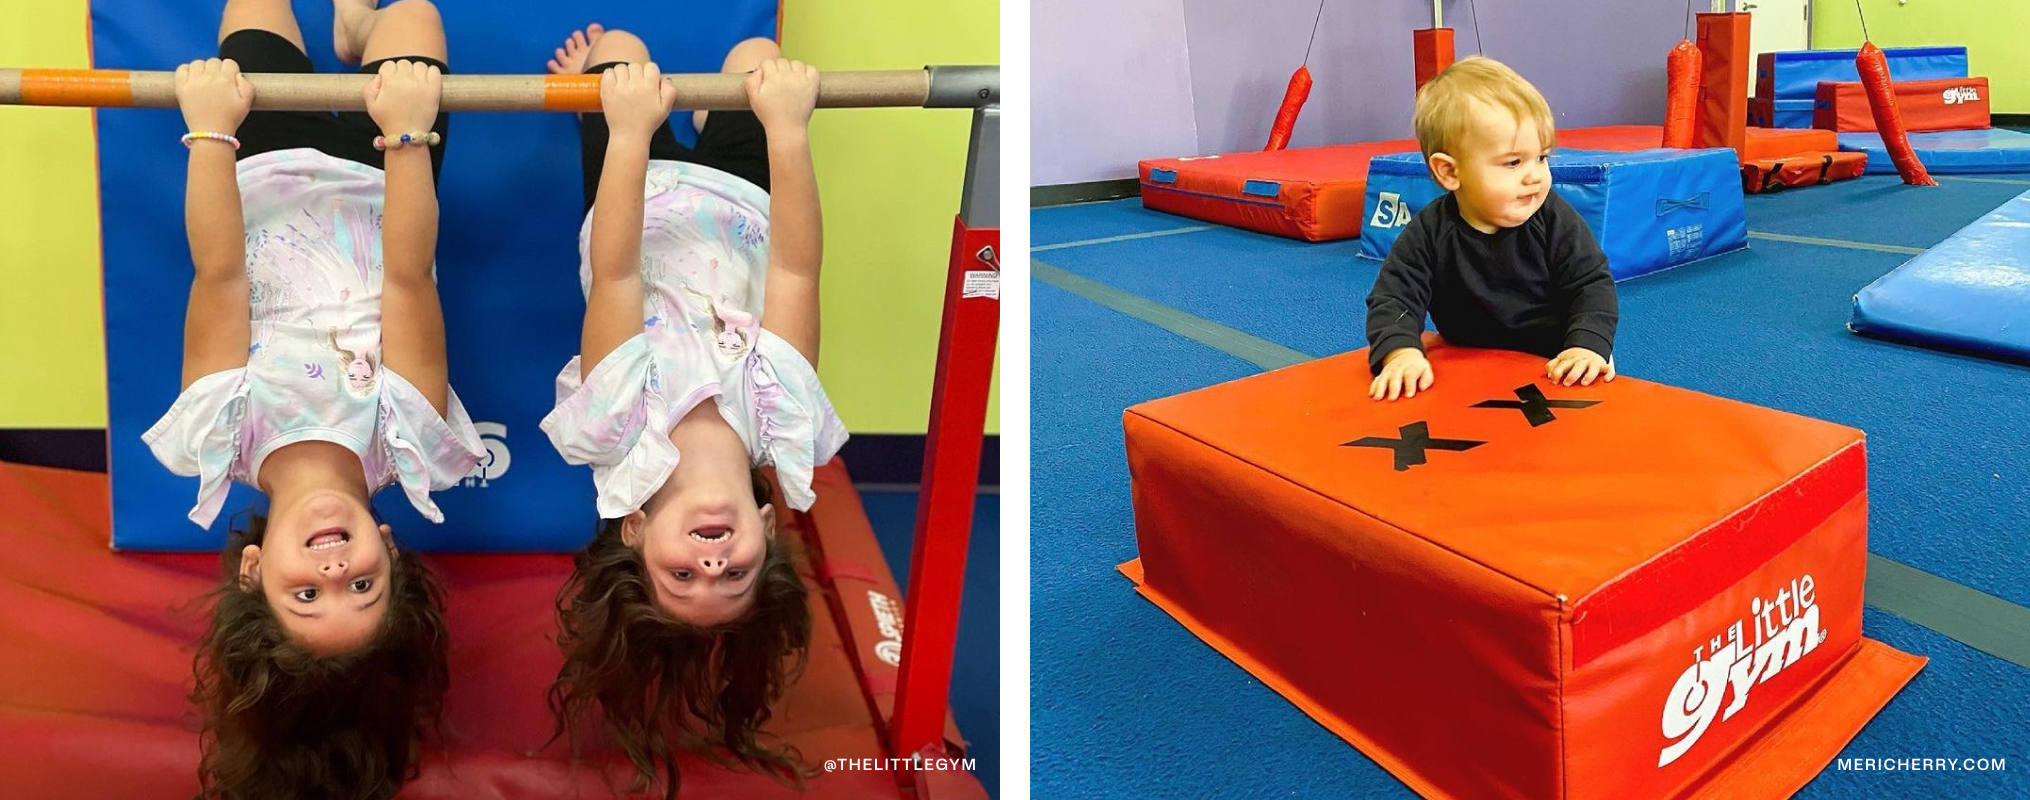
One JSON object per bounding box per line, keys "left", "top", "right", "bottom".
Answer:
{"left": 868, "top": 589, "right": 905, "bottom": 666}
{"left": 1657, "top": 573, "right": 1827, "bottom": 767}
{"left": 1942, "top": 85, "right": 1980, "bottom": 104}
{"left": 1371, "top": 191, "right": 1413, "bottom": 229}
{"left": 462, "top": 422, "right": 510, "bottom": 488}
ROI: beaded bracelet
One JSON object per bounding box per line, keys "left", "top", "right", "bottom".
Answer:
{"left": 372, "top": 131, "right": 442, "bottom": 151}
{"left": 181, "top": 131, "right": 241, "bottom": 150}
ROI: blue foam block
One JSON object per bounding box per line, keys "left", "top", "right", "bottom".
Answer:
{"left": 1850, "top": 189, "right": 2030, "bottom": 363}
{"left": 1752, "top": 98, "right": 1816, "bottom": 129}
{"left": 1838, "top": 128, "right": 2030, "bottom": 175}
{"left": 96, "top": 1, "right": 776, "bottom": 551}
{"left": 1757, "top": 47, "right": 1968, "bottom": 102}
{"left": 1359, "top": 148, "right": 1747, "bottom": 282}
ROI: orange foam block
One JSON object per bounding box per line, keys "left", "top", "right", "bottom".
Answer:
{"left": 1120, "top": 339, "right": 1923, "bottom": 800}
{"left": 1695, "top": 13, "right": 1750, "bottom": 155}
{"left": 1742, "top": 125, "right": 1838, "bottom": 161}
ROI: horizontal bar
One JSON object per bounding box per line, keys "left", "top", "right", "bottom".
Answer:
{"left": 0, "top": 66, "right": 996, "bottom": 111}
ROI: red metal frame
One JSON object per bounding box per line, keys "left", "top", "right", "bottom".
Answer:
{"left": 876, "top": 97, "right": 1000, "bottom": 795}
{"left": 889, "top": 214, "right": 998, "bottom": 770}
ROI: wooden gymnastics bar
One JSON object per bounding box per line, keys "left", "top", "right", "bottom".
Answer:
{"left": 0, "top": 65, "right": 998, "bottom": 111}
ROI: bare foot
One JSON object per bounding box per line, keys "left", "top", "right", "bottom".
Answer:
{"left": 334, "top": 0, "right": 379, "bottom": 65}
{"left": 547, "top": 23, "right": 605, "bottom": 75}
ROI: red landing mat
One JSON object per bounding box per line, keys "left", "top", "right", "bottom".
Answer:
{"left": 1137, "top": 126, "right": 1666, "bottom": 243}
{"left": 1136, "top": 125, "right": 1844, "bottom": 243}
{"left": 1742, "top": 151, "right": 1870, "bottom": 194}
{"left": 0, "top": 461, "right": 983, "bottom": 800}
{"left": 1814, "top": 77, "right": 1990, "bottom": 134}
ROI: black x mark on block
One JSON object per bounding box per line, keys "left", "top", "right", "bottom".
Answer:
{"left": 1343, "top": 421, "right": 1486, "bottom": 472}
{"left": 1471, "top": 385, "right": 1602, "bottom": 427}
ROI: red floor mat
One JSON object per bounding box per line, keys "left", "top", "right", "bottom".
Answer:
{"left": 1137, "top": 126, "right": 1665, "bottom": 243}
{"left": 0, "top": 461, "right": 985, "bottom": 800}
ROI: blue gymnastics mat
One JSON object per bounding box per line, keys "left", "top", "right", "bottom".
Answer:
{"left": 1360, "top": 148, "right": 1747, "bottom": 281}
{"left": 1838, "top": 128, "right": 2030, "bottom": 175}
{"left": 1756, "top": 46, "right": 1967, "bottom": 103}
{"left": 1752, "top": 46, "right": 1968, "bottom": 129}
{"left": 95, "top": 0, "right": 776, "bottom": 551}
{"left": 1850, "top": 188, "right": 2030, "bottom": 364}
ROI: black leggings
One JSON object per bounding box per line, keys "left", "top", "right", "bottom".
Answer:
{"left": 576, "top": 60, "right": 772, "bottom": 212}
{"left": 220, "top": 29, "right": 451, "bottom": 182}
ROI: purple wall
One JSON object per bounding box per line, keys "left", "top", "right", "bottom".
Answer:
{"left": 1031, "top": 0, "right": 1200, "bottom": 185}
{"left": 1034, "top": 0, "right": 1691, "bottom": 185}
{"left": 1180, "top": 0, "right": 1427, "bottom": 153}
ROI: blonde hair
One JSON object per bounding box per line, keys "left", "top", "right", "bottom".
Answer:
{"left": 1413, "top": 56, "right": 1557, "bottom": 161}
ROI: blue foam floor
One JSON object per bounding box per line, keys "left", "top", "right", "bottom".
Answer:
{"left": 1739, "top": 173, "right": 2030, "bottom": 249}
{"left": 1038, "top": 226, "right": 1371, "bottom": 358}
{"left": 1032, "top": 198, "right": 1219, "bottom": 247}
{"left": 1032, "top": 180, "right": 2030, "bottom": 797}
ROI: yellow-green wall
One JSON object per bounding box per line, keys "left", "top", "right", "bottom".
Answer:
{"left": 1813, "top": 0, "right": 2028, "bottom": 114}
{"left": 0, "top": 0, "right": 999, "bottom": 437}
{"left": 0, "top": 0, "right": 105, "bottom": 427}
{"left": 784, "top": 0, "right": 1001, "bottom": 435}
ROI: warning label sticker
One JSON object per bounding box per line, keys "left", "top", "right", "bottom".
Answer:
{"left": 1666, "top": 224, "right": 1705, "bottom": 262}
{"left": 962, "top": 270, "right": 999, "bottom": 300}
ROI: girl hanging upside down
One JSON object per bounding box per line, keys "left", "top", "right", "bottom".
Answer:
{"left": 141, "top": 1, "right": 480, "bottom": 797}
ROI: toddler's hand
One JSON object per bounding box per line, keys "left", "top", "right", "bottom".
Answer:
{"left": 1370, "top": 348, "right": 1434, "bottom": 401}
{"left": 364, "top": 60, "right": 443, "bottom": 137}
{"left": 174, "top": 58, "right": 254, "bottom": 135}
{"left": 600, "top": 62, "right": 678, "bottom": 141}
{"left": 743, "top": 58, "right": 818, "bottom": 134}
{"left": 1546, "top": 347, "right": 1614, "bottom": 386}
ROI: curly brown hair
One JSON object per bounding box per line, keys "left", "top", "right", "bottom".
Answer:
{"left": 547, "top": 470, "right": 816, "bottom": 800}
{"left": 189, "top": 516, "right": 451, "bottom": 800}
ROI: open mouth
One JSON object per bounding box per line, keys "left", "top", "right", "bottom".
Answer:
{"left": 307, "top": 528, "right": 350, "bottom": 550}
{"left": 689, "top": 525, "right": 733, "bottom": 544}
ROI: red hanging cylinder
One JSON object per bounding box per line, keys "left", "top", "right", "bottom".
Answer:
{"left": 1265, "top": 65, "right": 1313, "bottom": 151}
{"left": 1857, "top": 42, "right": 1937, "bottom": 186}
{"left": 1663, "top": 39, "right": 1702, "bottom": 148}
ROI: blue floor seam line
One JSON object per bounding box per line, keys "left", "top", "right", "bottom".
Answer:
{"left": 1867, "top": 554, "right": 2030, "bottom": 669}
{"left": 1939, "top": 175, "right": 2030, "bottom": 186}
{"left": 1033, "top": 225, "right": 1217, "bottom": 252}
{"left": 1031, "top": 258, "right": 1311, "bottom": 370}
{"left": 1746, "top": 230, "right": 1927, "bottom": 256}
{"left": 1033, "top": 252, "right": 2030, "bottom": 672}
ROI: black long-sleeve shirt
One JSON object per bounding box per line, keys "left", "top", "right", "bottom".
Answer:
{"left": 1365, "top": 190, "right": 1618, "bottom": 373}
